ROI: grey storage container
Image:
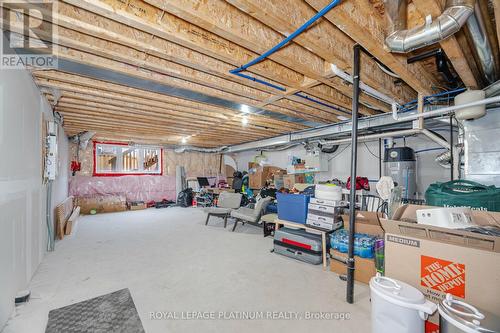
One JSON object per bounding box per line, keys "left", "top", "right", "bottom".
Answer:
{"left": 273, "top": 227, "right": 323, "bottom": 265}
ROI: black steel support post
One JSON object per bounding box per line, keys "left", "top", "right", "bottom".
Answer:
{"left": 378, "top": 138, "right": 382, "bottom": 178}
{"left": 346, "top": 44, "right": 361, "bottom": 304}
{"left": 450, "top": 116, "right": 454, "bottom": 180}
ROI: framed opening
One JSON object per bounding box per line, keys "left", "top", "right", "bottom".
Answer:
{"left": 93, "top": 141, "right": 163, "bottom": 176}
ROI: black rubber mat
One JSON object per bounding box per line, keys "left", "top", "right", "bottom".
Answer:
{"left": 45, "top": 288, "right": 145, "bottom": 333}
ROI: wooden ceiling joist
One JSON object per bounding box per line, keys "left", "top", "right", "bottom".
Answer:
{"left": 32, "top": 70, "right": 309, "bottom": 129}
{"left": 33, "top": 72, "right": 307, "bottom": 131}
{"left": 5, "top": 7, "right": 349, "bottom": 125}
{"left": 304, "top": 0, "right": 440, "bottom": 94}
{"left": 138, "top": 0, "right": 400, "bottom": 109}
{"left": 224, "top": 0, "right": 416, "bottom": 102}
{"left": 59, "top": 0, "right": 393, "bottom": 112}
{"left": 3, "top": 0, "right": 482, "bottom": 146}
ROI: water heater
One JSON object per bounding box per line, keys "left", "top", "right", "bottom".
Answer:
{"left": 384, "top": 147, "right": 417, "bottom": 199}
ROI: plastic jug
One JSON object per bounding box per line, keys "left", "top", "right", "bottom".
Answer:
{"left": 370, "top": 273, "right": 437, "bottom": 333}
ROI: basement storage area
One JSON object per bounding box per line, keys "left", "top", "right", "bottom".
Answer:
{"left": 2, "top": 0, "right": 500, "bottom": 332}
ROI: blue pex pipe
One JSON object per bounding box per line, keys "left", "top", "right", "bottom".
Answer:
{"left": 294, "top": 92, "right": 351, "bottom": 115}
{"left": 231, "top": 72, "right": 286, "bottom": 91}
{"left": 229, "top": 0, "right": 344, "bottom": 114}
{"left": 399, "top": 87, "right": 467, "bottom": 112}
{"left": 231, "top": 0, "right": 342, "bottom": 72}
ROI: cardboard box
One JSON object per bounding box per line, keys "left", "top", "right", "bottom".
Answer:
{"left": 128, "top": 201, "right": 147, "bottom": 211}
{"left": 77, "top": 195, "right": 127, "bottom": 214}
{"left": 249, "top": 166, "right": 284, "bottom": 189}
{"left": 341, "top": 211, "right": 385, "bottom": 237}
{"left": 274, "top": 175, "right": 284, "bottom": 190}
{"left": 381, "top": 205, "right": 500, "bottom": 331}
{"left": 330, "top": 249, "right": 376, "bottom": 284}
{"left": 283, "top": 174, "right": 305, "bottom": 189}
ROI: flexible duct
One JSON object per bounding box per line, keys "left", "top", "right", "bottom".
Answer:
{"left": 385, "top": 0, "right": 475, "bottom": 53}
{"left": 435, "top": 150, "right": 452, "bottom": 168}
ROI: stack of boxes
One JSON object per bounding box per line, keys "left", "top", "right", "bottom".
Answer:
{"left": 306, "top": 198, "right": 346, "bottom": 230}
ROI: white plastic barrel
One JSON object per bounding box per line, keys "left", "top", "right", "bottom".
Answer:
{"left": 454, "top": 90, "right": 486, "bottom": 120}
{"left": 370, "top": 273, "right": 437, "bottom": 333}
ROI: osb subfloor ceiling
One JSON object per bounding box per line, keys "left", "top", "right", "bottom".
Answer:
{"left": 4, "top": 0, "right": 500, "bottom": 147}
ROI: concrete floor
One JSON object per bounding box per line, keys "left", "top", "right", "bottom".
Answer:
{"left": 3, "top": 207, "right": 371, "bottom": 333}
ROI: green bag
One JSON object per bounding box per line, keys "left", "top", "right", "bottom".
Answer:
{"left": 425, "top": 180, "right": 500, "bottom": 212}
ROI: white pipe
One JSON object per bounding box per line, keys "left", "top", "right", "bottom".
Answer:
{"left": 317, "top": 128, "right": 451, "bottom": 150}
{"left": 377, "top": 62, "right": 400, "bottom": 79}
{"left": 392, "top": 96, "right": 500, "bottom": 122}
{"left": 318, "top": 129, "right": 421, "bottom": 145}
{"left": 331, "top": 64, "right": 396, "bottom": 105}
{"left": 422, "top": 129, "right": 450, "bottom": 150}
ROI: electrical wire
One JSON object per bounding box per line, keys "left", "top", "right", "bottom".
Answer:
{"left": 363, "top": 142, "right": 380, "bottom": 159}
{"left": 328, "top": 144, "right": 351, "bottom": 161}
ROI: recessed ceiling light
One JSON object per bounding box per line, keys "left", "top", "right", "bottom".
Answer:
{"left": 242, "top": 116, "right": 249, "bottom": 126}
{"left": 181, "top": 137, "right": 188, "bottom": 144}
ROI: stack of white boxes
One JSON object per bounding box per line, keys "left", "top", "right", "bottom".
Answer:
{"left": 306, "top": 197, "right": 346, "bottom": 230}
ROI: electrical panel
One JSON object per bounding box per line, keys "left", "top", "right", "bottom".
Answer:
{"left": 44, "top": 121, "right": 58, "bottom": 181}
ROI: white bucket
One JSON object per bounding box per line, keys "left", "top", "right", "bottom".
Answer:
{"left": 370, "top": 274, "right": 437, "bottom": 333}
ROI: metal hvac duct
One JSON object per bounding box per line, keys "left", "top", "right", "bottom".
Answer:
{"left": 465, "top": 3, "right": 499, "bottom": 84}
{"left": 173, "top": 145, "right": 228, "bottom": 153}
{"left": 385, "top": 0, "right": 475, "bottom": 53}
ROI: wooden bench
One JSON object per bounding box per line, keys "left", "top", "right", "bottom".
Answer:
{"left": 55, "top": 196, "right": 80, "bottom": 239}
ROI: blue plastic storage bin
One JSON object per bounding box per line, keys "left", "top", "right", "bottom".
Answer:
{"left": 276, "top": 193, "right": 310, "bottom": 224}
{"left": 330, "top": 229, "right": 376, "bottom": 258}
{"left": 265, "top": 203, "right": 278, "bottom": 214}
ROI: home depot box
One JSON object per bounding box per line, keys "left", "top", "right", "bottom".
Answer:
{"left": 341, "top": 211, "right": 385, "bottom": 237}
{"left": 330, "top": 249, "right": 376, "bottom": 284}
{"left": 381, "top": 205, "right": 500, "bottom": 332}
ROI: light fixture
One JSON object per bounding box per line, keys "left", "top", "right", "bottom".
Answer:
{"left": 240, "top": 104, "right": 250, "bottom": 113}
{"left": 181, "top": 137, "right": 188, "bottom": 144}
{"left": 241, "top": 116, "right": 249, "bottom": 126}
{"left": 337, "top": 115, "right": 349, "bottom": 121}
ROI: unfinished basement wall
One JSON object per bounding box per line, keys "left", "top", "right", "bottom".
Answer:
{"left": 233, "top": 135, "right": 452, "bottom": 199}
{"left": 0, "top": 67, "right": 69, "bottom": 328}
{"left": 68, "top": 143, "right": 223, "bottom": 201}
